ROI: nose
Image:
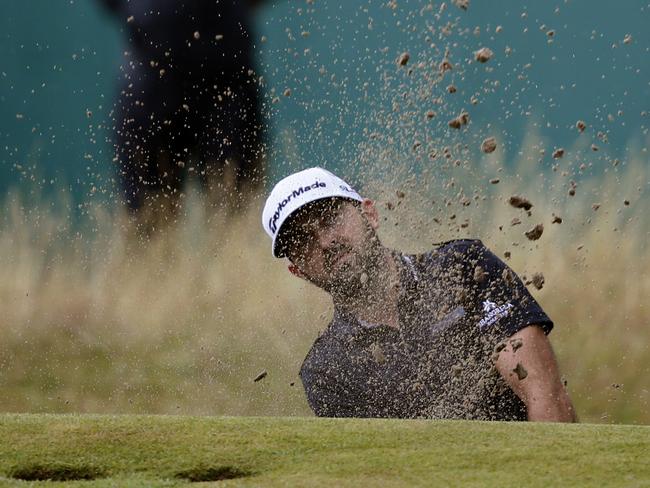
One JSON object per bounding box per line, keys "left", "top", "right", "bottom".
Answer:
{"left": 315, "top": 225, "right": 337, "bottom": 251}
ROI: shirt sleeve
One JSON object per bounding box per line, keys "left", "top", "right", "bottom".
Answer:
{"left": 456, "top": 240, "right": 553, "bottom": 341}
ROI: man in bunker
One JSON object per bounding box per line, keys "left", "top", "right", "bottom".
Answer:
{"left": 262, "top": 167, "right": 577, "bottom": 422}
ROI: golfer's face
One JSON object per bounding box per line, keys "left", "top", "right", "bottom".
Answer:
{"left": 286, "top": 200, "right": 374, "bottom": 289}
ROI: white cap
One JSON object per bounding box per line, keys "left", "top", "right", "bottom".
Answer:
{"left": 262, "top": 167, "right": 363, "bottom": 257}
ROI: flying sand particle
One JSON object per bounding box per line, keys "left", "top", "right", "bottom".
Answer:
{"left": 473, "top": 266, "right": 487, "bottom": 283}
{"left": 448, "top": 111, "right": 469, "bottom": 129}
{"left": 531, "top": 272, "right": 545, "bottom": 290}
{"left": 397, "top": 52, "right": 410, "bottom": 66}
{"left": 452, "top": 0, "right": 469, "bottom": 11}
{"left": 525, "top": 223, "right": 544, "bottom": 241}
{"left": 439, "top": 59, "right": 453, "bottom": 74}
{"left": 253, "top": 370, "right": 267, "bottom": 382}
{"left": 370, "top": 343, "right": 386, "bottom": 364}
{"left": 502, "top": 268, "right": 515, "bottom": 286}
{"left": 552, "top": 148, "right": 565, "bottom": 159}
{"left": 508, "top": 195, "right": 533, "bottom": 211}
{"left": 569, "top": 181, "right": 577, "bottom": 196}
{"left": 481, "top": 137, "right": 497, "bottom": 153}
{"left": 474, "top": 47, "right": 493, "bottom": 63}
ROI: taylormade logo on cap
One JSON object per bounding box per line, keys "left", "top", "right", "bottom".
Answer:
{"left": 268, "top": 179, "right": 327, "bottom": 234}
{"left": 262, "top": 167, "right": 363, "bottom": 257}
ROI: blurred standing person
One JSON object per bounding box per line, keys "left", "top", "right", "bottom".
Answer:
{"left": 101, "top": 0, "right": 267, "bottom": 226}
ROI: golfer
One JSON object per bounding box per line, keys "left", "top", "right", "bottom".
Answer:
{"left": 262, "top": 167, "right": 576, "bottom": 422}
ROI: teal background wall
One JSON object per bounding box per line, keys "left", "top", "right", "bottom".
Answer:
{"left": 1, "top": 0, "right": 648, "bottom": 203}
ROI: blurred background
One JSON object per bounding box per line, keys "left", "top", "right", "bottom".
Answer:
{"left": 0, "top": 0, "right": 648, "bottom": 423}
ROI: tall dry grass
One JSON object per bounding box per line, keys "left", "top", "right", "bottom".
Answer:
{"left": 0, "top": 141, "right": 648, "bottom": 423}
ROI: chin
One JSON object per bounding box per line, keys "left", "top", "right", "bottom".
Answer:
{"left": 329, "top": 266, "right": 366, "bottom": 294}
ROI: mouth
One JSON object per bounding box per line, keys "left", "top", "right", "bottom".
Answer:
{"left": 325, "top": 244, "right": 353, "bottom": 271}
{"left": 332, "top": 250, "right": 352, "bottom": 269}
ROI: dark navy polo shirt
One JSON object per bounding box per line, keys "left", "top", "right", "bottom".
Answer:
{"left": 299, "top": 239, "right": 553, "bottom": 421}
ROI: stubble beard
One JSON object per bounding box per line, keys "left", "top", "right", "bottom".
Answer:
{"left": 322, "top": 230, "right": 385, "bottom": 304}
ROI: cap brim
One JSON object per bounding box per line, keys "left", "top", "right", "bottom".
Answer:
{"left": 272, "top": 195, "right": 360, "bottom": 258}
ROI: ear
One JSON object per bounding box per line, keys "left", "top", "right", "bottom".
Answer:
{"left": 288, "top": 262, "right": 307, "bottom": 279}
{"left": 359, "top": 198, "right": 379, "bottom": 229}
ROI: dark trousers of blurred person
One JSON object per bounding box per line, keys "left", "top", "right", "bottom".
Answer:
{"left": 101, "top": 0, "right": 267, "bottom": 229}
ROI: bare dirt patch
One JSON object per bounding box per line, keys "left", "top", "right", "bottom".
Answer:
{"left": 8, "top": 463, "right": 106, "bottom": 481}
{"left": 175, "top": 466, "right": 252, "bottom": 482}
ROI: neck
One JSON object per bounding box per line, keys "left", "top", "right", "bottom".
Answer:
{"left": 333, "top": 247, "right": 401, "bottom": 328}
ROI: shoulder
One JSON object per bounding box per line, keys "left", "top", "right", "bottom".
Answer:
{"left": 432, "top": 238, "right": 506, "bottom": 267}
{"left": 412, "top": 239, "right": 488, "bottom": 269}
{"left": 433, "top": 238, "right": 486, "bottom": 256}
{"left": 410, "top": 239, "right": 511, "bottom": 291}
{"left": 396, "top": 239, "right": 488, "bottom": 276}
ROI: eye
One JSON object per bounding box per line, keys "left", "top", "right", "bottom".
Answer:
{"left": 320, "top": 203, "right": 344, "bottom": 227}
{"left": 322, "top": 212, "right": 338, "bottom": 227}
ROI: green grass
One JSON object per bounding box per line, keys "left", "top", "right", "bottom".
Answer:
{"left": 0, "top": 414, "right": 648, "bottom": 487}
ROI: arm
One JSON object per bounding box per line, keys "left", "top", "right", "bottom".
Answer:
{"left": 300, "top": 365, "right": 368, "bottom": 418}
{"left": 495, "top": 324, "right": 577, "bottom": 422}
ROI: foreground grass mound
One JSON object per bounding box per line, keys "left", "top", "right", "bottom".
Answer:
{"left": 0, "top": 414, "right": 648, "bottom": 487}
